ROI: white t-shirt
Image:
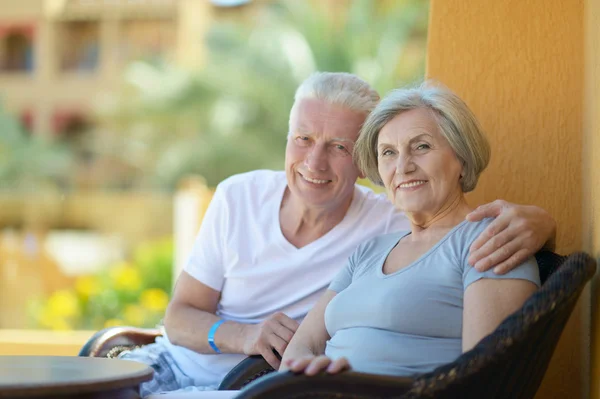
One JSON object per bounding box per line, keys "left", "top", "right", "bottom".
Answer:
{"left": 163, "top": 170, "right": 409, "bottom": 387}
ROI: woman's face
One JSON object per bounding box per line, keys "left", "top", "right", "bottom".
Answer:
{"left": 377, "top": 108, "right": 464, "bottom": 218}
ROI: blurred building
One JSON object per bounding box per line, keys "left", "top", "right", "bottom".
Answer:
{"left": 0, "top": 0, "right": 213, "bottom": 138}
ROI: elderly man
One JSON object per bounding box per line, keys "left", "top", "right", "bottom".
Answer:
{"left": 122, "top": 72, "right": 556, "bottom": 397}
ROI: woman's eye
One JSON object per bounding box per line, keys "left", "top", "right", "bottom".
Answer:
{"left": 381, "top": 149, "right": 394, "bottom": 156}
{"left": 416, "top": 143, "right": 431, "bottom": 150}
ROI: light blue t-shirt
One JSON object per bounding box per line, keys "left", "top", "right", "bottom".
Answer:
{"left": 324, "top": 218, "right": 540, "bottom": 377}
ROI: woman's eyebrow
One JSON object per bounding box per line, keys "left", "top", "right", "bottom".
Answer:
{"left": 409, "top": 133, "right": 434, "bottom": 142}
{"left": 377, "top": 133, "right": 433, "bottom": 148}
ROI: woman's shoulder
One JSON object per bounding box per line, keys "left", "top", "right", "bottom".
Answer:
{"left": 435, "top": 218, "right": 495, "bottom": 265}
{"left": 449, "top": 217, "right": 494, "bottom": 245}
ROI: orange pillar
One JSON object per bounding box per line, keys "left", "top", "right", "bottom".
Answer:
{"left": 585, "top": 0, "right": 600, "bottom": 397}
{"left": 427, "top": 1, "right": 586, "bottom": 398}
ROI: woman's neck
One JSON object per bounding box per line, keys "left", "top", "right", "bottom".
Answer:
{"left": 406, "top": 193, "right": 472, "bottom": 240}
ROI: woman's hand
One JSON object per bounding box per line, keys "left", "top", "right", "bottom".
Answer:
{"left": 284, "top": 355, "right": 350, "bottom": 376}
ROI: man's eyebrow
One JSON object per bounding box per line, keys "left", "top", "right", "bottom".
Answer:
{"left": 331, "top": 137, "right": 355, "bottom": 143}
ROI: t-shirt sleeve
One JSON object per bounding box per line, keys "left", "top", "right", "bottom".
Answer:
{"left": 461, "top": 219, "right": 541, "bottom": 289}
{"left": 328, "top": 244, "right": 362, "bottom": 293}
{"left": 183, "top": 183, "right": 229, "bottom": 291}
{"left": 463, "top": 256, "right": 541, "bottom": 290}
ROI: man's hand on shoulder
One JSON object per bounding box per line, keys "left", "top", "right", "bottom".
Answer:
{"left": 466, "top": 199, "right": 557, "bottom": 274}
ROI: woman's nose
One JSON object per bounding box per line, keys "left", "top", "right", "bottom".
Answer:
{"left": 396, "top": 154, "right": 416, "bottom": 175}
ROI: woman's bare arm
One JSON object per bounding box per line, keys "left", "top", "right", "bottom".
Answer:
{"left": 462, "top": 278, "right": 537, "bottom": 352}
{"left": 279, "top": 290, "right": 337, "bottom": 371}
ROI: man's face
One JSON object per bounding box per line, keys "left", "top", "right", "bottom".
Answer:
{"left": 285, "top": 98, "right": 367, "bottom": 210}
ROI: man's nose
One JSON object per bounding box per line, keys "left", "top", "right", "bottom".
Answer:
{"left": 305, "top": 145, "right": 328, "bottom": 172}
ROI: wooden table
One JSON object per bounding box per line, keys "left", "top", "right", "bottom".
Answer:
{"left": 0, "top": 356, "right": 153, "bottom": 398}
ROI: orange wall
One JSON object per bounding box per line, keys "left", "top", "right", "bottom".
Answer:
{"left": 427, "top": 1, "right": 586, "bottom": 398}
{"left": 586, "top": 0, "right": 600, "bottom": 397}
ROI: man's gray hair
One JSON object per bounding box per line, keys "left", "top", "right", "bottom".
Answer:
{"left": 291, "top": 72, "right": 380, "bottom": 124}
{"left": 354, "top": 81, "right": 491, "bottom": 193}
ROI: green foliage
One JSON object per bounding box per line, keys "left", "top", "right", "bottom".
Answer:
{"left": 0, "top": 103, "right": 72, "bottom": 191}
{"left": 99, "top": 0, "right": 428, "bottom": 190}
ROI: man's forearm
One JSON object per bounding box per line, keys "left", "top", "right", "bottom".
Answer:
{"left": 164, "top": 303, "right": 249, "bottom": 355}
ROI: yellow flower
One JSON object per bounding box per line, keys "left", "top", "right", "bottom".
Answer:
{"left": 74, "top": 275, "right": 101, "bottom": 298}
{"left": 104, "top": 318, "right": 125, "bottom": 328}
{"left": 140, "top": 289, "right": 169, "bottom": 313}
{"left": 46, "top": 290, "right": 80, "bottom": 319}
{"left": 48, "top": 318, "right": 71, "bottom": 331}
{"left": 123, "top": 304, "right": 146, "bottom": 326}
{"left": 109, "top": 262, "right": 142, "bottom": 292}
{"left": 38, "top": 309, "right": 72, "bottom": 331}
{"left": 133, "top": 244, "right": 153, "bottom": 268}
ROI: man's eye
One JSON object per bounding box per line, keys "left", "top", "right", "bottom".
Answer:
{"left": 295, "top": 136, "right": 310, "bottom": 145}
{"left": 330, "top": 144, "right": 350, "bottom": 156}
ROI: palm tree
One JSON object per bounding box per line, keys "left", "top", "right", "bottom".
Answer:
{"left": 98, "top": 0, "right": 428, "bottom": 189}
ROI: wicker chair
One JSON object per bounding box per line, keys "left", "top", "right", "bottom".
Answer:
{"left": 79, "top": 250, "right": 570, "bottom": 393}
{"left": 78, "top": 326, "right": 162, "bottom": 359}
{"left": 231, "top": 251, "right": 596, "bottom": 398}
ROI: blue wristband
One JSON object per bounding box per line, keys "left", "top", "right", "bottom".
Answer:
{"left": 208, "top": 319, "right": 226, "bottom": 354}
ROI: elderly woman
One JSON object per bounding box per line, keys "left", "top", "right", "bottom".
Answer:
{"left": 280, "top": 81, "right": 540, "bottom": 377}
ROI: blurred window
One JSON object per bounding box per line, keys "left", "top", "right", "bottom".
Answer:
{"left": 58, "top": 21, "right": 100, "bottom": 72}
{"left": 120, "top": 19, "right": 175, "bottom": 64}
{"left": 0, "top": 24, "right": 35, "bottom": 73}
{"left": 52, "top": 109, "right": 91, "bottom": 137}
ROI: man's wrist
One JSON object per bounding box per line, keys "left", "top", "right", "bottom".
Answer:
{"left": 208, "top": 319, "right": 226, "bottom": 353}
{"left": 214, "top": 320, "right": 248, "bottom": 354}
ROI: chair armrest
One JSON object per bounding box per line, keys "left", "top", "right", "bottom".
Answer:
{"left": 78, "top": 326, "right": 162, "bottom": 358}
{"left": 235, "top": 370, "right": 414, "bottom": 398}
{"left": 535, "top": 250, "right": 566, "bottom": 284}
{"left": 218, "top": 355, "right": 275, "bottom": 390}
